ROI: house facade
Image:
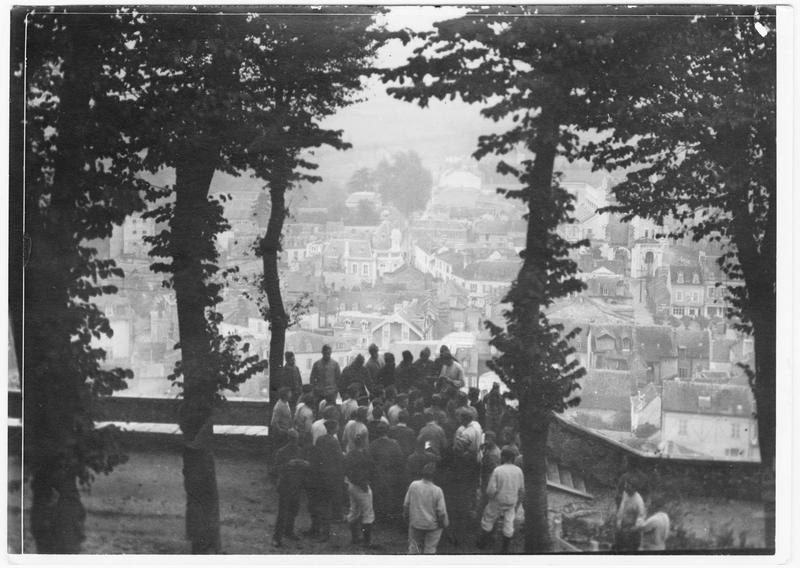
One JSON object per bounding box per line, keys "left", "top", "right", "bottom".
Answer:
{"left": 661, "top": 380, "right": 760, "bottom": 461}
{"left": 666, "top": 264, "right": 706, "bottom": 318}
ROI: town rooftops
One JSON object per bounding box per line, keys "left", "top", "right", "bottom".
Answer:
{"left": 455, "top": 259, "right": 521, "bottom": 282}
{"left": 323, "top": 238, "right": 373, "bottom": 260}
{"left": 473, "top": 219, "right": 509, "bottom": 235}
{"left": 710, "top": 337, "right": 738, "bottom": 363}
{"left": 572, "top": 370, "right": 634, "bottom": 412}
{"left": 661, "top": 380, "right": 754, "bottom": 416}
{"left": 675, "top": 329, "right": 710, "bottom": 360}
{"left": 546, "top": 296, "right": 633, "bottom": 325}
{"left": 634, "top": 326, "right": 676, "bottom": 360}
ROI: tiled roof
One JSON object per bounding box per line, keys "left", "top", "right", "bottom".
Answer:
{"left": 574, "top": 370, "right": 634, "bottom": 412}
{"left": 473, "top": 220, "right": 509, "bottom": 235}
{"left": 456, "top": 259, "right": 521, "bottom": 281}
{"left": 675, "top": 329, "right": 709, "bottom": 360}
{"left": 633, "top": 326, "right": 676, "bottom": 360}
{"left": 284, "top": 331, "right": 337, "bottom": 354}
{"left": 661, "top": 380, "right": 755, "bottom": 416}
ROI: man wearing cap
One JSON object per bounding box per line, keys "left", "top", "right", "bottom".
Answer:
{"left": 310, "top": 344, "right": 341, "bottom": 404}
{"left": 477, "top": 447, "right": 525, "bottom": 553}
{"left": 270, "top": 429, "right": 309, "bottom": 547}
{"left": 411, "top": 347, "right": 437, "bottom": 395}
{"left": 403, "top": 462, "right": 449, "bottom": 554}
{"left": 282, "top": 351, "right": 304, "bottom": 405}
{"left": 438, "top": 351, "right": 465, "bottom": 391}
{"left": 308, "top": 419, "right": 344, "bottom": 541}
{"left": 364, "top": 343, "right": 384, "bottom": 386}
{"left": 344, "top": 432, "right": 375, "bottom": 547}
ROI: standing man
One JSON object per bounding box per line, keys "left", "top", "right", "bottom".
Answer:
{"left": 438, "top": 351, "right": 465, "bottom": 391}
{"left": 403, "top": 462, "right": 449, "bottom": 554}
{"left": 365, "top": 343, "right": 384, "bottom": 386}
{"left": 270, "top": 387, "right": 294, "bottom": 452}
{"left": 389, "top": 410, "right": 417, "bottom": 458}
{"left": 282, "top": 352, "right": 304, "bottom": 405}
{"left": 309, "top": 419, "right": 344, "bottom": 541}
{"left": 293, "top": 393, "right": 315, "bottom": 447}
{"left": 636, "top": 495, "right": 670, "bottom": 550}
{"left": 477, "top": 447, "right": 525, "bottom": 554}
{"left": 340, "top": 354, "right": 370, "bottom": 398}
{"left": 387, "top": 393, "right": 409, "bottom": 426}
{"left": 411, "top": 347, "right": 436, "bottom": 395}
{"left": 368, "top": 421, "right": 406, "bottom": 523}
{"left": 615, "top": 476, "right": 646, "bottom": 551}
{"left": 395, "top": 350, "right": 415, "bottom": 393}
{"left": 310, "top": 344, "right": 341, "bottom": 405}
{"left": 269, "top": 430, "right": 308, "bottom": 548}
{"left": 344, "top": 433, "right": 375, "bottom": 547}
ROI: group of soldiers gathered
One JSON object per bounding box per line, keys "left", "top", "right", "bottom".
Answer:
{"left": 268, "top": 342, "right": 525, "bottom": 554}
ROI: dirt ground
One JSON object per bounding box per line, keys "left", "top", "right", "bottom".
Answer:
{"left": 7, "top": 440, "right": 520, "bottom": 555}
{"left": 7, "top": 437, "right": 767, "bottom": 555}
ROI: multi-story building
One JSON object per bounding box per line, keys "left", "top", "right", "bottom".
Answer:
{"left": 661, "top": 380, "right": 760, "bottom": 461}
{"left": 322, "top": 238, "right": 377, "bottom": 288}
{"left": 666, "top": 264, "right": 705, "bottom": 318}
{"left": 452, "top": 259, "right": 519, "bottom": 311}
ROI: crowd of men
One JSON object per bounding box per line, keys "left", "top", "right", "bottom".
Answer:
{"left": 269, "top": 343, "right": 525, "bottom": 554}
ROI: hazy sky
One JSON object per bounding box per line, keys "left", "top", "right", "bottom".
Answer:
{"left": 308, "top": 6, "right": 504, "bottom": 188}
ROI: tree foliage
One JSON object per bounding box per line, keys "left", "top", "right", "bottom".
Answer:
{"left": 577, "top": 8, "right": 776, "bottom": 469}
{"left": 117, "top": 8, "right": 385, "bottom": 549}
{"left": 372, "top": 150, "right": 433, "bottom": 217}
{"left": 16, "top": 8, "right": 152, "bottom": 552}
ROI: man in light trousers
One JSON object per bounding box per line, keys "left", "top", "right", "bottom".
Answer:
{"left": 477, "top": 446, "right": 525, "bottom": 553}
{"left": 403, "top": 462, "right": 449, "bottom": 554}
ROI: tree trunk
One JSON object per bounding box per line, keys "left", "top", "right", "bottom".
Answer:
{"left": 730, "top": 183, "right": 775, "bottom": 550}
{"left": 24, "top": 22, "right": 96, "bottom": 553}
{"left": 259, "top": 170, "right": 292, "bottom": 398}
{"left": 520, "top": 404, "right": 552, "bottom": 553}
{"left": 521, "top": 97, "right": 561, "bottom": 554}
{"left": 172, "top": 150, "right": 222, "bottom": 554}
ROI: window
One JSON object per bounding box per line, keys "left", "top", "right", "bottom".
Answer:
{"left": 707, "top": 286, "right": 716, "bottom": 299}
{"left": 602, "top": 285, "right": 609, "bottom": 296}
{"left": 731, "top": 423, "right": 741, "bottom": 438}
{"left": 678, "top": 419, "right": 688, "bottom": 435}
{"left": 678, "top": 367, "right": 689, "bottom": 379}
{"left": 677, "top": 271, "right": 684, "bottom": 284}
{"left": 673, "top": 306, "right": 685, "bottom": 316}
{"left": 622, "top": 337, "right": 631, "bottom": 351}
{"left": 691, "top": 292, "right": 699, "bottom": 303}
{"left": 362, "top": 263, "right": 369, "bottom": 276}
{"left": 470, "top": 283, "right": 478, "bottom": 292}
{"left": 675, "top": 291, "right": 684, "bottom": 302}
{"left": 351, "top": 263, "right": 357, "bottom": 274}
{"left": 692, "top": 273, "right": 700, "bottom": 284}
{"left": 678, "top": 347, "right": 687, "bottom": 359}
{"left": 698, "top": 395, "right": 711, "bottom": 409}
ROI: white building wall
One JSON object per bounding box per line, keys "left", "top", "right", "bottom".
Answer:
{"left": 662, "top": 411, "right": 759, "bottom": 461}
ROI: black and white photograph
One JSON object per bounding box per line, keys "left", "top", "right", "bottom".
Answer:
{"left": 6, "top": 3, "right": 792, "bottom": 558}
